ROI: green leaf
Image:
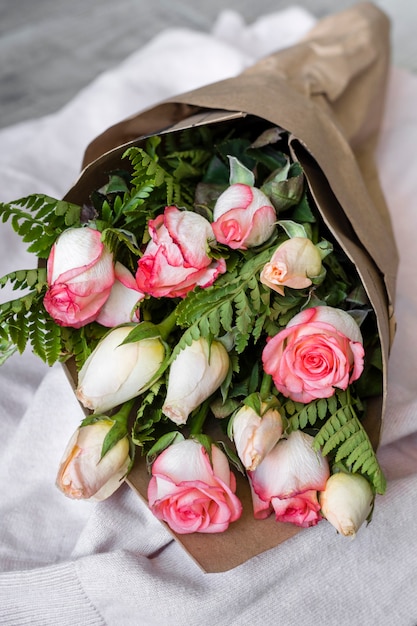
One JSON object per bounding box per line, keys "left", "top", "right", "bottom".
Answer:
{"left": 228, "top": 156, "right": 255, "bottom": 186}
{"left": 277, "top": 220, "right": 308, "bottom": 239}
{"left": 101, "top": 420, "right": 129, "bottom": 459}
{"left": 146, "top": 431, "right": 184, "bottom": 467}
{"left": 121, "top": 322, "right": 161, "bottom": 344}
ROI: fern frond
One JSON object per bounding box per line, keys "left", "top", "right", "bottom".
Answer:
{"left": 131, "top": 380, "right": 165, "bottom": 448}
{"left": 0, "top": 267, "right": 47, "bottom": 293}
{"left": 174, "top": 247, "right": 274, "bottom": 358}
{"left": 0, "top": 195, "right": 81, "bottom": 258}
{"left": 28, "top": 311, "right": 62, "bottom": 365}
{"left": 312, "top": 390, "right": 386, "bottom": 494}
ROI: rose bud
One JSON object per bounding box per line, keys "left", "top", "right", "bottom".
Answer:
{"left": 320, "top": 472, "right": 374, "bottom": 537}
{"left": 148, "top": 438, "right": 242, "bottom": 534}
{"left": 262, "top": 305, "right": 364, "bottom": 403}
{"left": 95, "top": 262, "right": 144, "bottom": 327}
{"left": 43, "top": 226, "right": 115, "bottom": 328}
{"left": 56, "top": 419, "right": 130, "bottom": 501}
{"left": 231, "top": 402, "right": 284, "bottom": 471}
{"left": 260, "top": 237, "right": 323, "bottom": 295}
{"left": 248, "top": 430, "right": 330, "bottom": 527}
{"left": 135, "top": 206, "right": 226, "bottom": 298}
{"left": 212, "top": 183, "right": 276, "bottom": 249}
{"left": 76, "top": 325, "right": 166, "bottom": 413}
{"left": 163, "top": 337, "right": 229, "bottom": 425}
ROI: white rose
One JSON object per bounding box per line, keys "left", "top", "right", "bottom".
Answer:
{"left": 163, "top": 337, "right": 229, "bottom": 425}
{"left": 320, "top": 472, "right": 374, "bottom": 537}
{"left": 56, "top": 419, "right": 130, "bottom": 501}
{"left": 231, "top": 402, "right": 284, "bottom": 470}
{"left": 76, "top": 325, "right": 165, "bottom": 413}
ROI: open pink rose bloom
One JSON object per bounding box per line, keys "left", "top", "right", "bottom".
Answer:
{"left": 135, "top": 206, "right": 226, "bottom": 298}
{"left": 262, "top": 306, "right": 365, "bottom": 403}
{"left": 148, "top": 439, "right": 242, "bottom": 534}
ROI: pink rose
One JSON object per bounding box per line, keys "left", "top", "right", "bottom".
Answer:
{"left": 248, "top": 430, "right": 330, "bottom": 527}
{"left": 95, "top": 262, "right": 144, "bottom": 327}
{"left": 212, "top": 183, "right": 276, "bottom": 249}
{"left": 148, "top": 438, "right": 242, "bottom": 534}
{"left": 136, "top": 206, "right": 226, "bottom": 298}
{"left": 262, "top": 306, "right": 365, "bottom": 403}
{"left": 260, "top": 237, "right": 323, "bottom": 296}
{"left": 43, "top": 227, "right": 114, "bottom": 328}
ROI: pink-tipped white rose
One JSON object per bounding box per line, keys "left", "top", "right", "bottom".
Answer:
{"left": 212, "top": 183, "right": 276, "bottom": 249}
{"left": 320, "top": 472, "right": 374, "bottom": 537}
{"left": 148, "top": 438, "right": 242, "bottom": 534}
{"left": 162, "top": 337, "right": 229, "bottom": 425}
{"left": 231, "top": 402, "right": 284, "bottom": 471}
{"left": 76, "top": 325, "right": 165, "bottom": 413}
{"left": 95, "top": 262, "right": 144, "bottom": 327}
{"left": 260, "top": 237, "right": 323, "bottom": 295}
{"left": 262, "top": 305, "right": 365, "bottom": 403}
{"left": 248, "top": 430, "right": 330, "bottom": 527}
{"left": 43, "top": 226, "right": 115, "bottom": 328}
{"left": 56, "top": 420, "right": 130, "bottom": 501}
{"left": 135, "top": 206, "right": 226, "bottom": 298}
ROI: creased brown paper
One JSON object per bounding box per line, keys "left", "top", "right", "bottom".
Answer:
{"left": 64, "top": 2, "right": 397, "bottom": 572}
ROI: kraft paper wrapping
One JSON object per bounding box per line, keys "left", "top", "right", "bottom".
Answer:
{"left": 63, "top": 2, "right": 397, "bottom": 571}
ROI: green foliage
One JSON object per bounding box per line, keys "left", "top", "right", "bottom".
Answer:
{"left": 0, "top": 120, "right": 387, "bottom": 520}
{"left": 0, "top": 267, "right": 101, "bottom": 367}
{"left": 123, "top": 135, "right": 212, "bottom": 215}
{"left": 0, "top": 195, "right": 81, "bottom": 258}
{"left": 283, "top": 389, "right": 386, "bottom": 494}
{"left": 145, "top": 430, "right": 185, "bottom": 468}
{"left": 173, "top": 246, "right": 276, "bottom": 358}
{"left": 131, "top": 381, "right": 167, "bottom": 449}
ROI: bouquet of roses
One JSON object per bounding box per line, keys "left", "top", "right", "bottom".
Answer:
{"left": 0, "top": 115, "right": 387, "bottom": 538}
{"left": 0, "top": 5, "right": 397, "bottom": 559}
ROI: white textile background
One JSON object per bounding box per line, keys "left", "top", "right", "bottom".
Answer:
{"left": 0, "top": 7, "right": 416, "bottom": 626}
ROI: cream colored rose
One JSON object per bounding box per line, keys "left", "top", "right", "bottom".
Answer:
{"left": 231, "top": 402, "right": 284, "bottom": 470}
{"left": 76, "top": 325, "right": 165, "bottom": 413}
{"left": 163, "top": 337, "right": 229, "bottom": 425}
{"left": 260, "top": 237, "right": 322, "bottom": 295}
{"left": 320, "top": 472, "right": 374, "bottom": 537}
{"left": 56, "top": 420, "right": 130, "bottom": 501}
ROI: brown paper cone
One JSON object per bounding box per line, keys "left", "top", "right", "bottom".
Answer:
{"left": 64, "top": 2, "right": 397, "bottom": 571}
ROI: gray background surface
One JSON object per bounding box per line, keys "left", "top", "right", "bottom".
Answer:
{"left": 0, "top": 0, "right": 415, "bottom": 130}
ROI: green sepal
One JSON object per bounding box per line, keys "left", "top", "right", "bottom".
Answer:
{"left": 101, "top": 419, "right": 129, "bottom": 460}
{"left": 228, "top": 155, "right": 255, "bottom": 186}
{"left": 261, "top": 162, "right": 304, "bottom": 211}
{"left": 310, "top": 265, "right": 327, "bottom": 286}
{"left": 210, "top": 396, "right": 240, "bottom": 419}
{"left": 277, "top": 219, "right": 308, "bottom": 239}
{"left": 121, "top": 321, "right": 163, "bottom": 344}
{"left": 216, "top": 439, "right": 245, "bottom": 475}
{"left": 316, "top": 239, "right": 333, "bottom": 260}
{"left": 243, "top": 392, "right": 263, "bottom": 416}
{"left": 79, "top": 414, "right": 105, "bottom": 428}
{"left": 191, "top": 433, "right": 213, "bottom": 460}
{"left": 290, "top": 192, "right": 316, "bottom": 223}
{"left": 146, "top": 431, "right": 185, "bottom": 469}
